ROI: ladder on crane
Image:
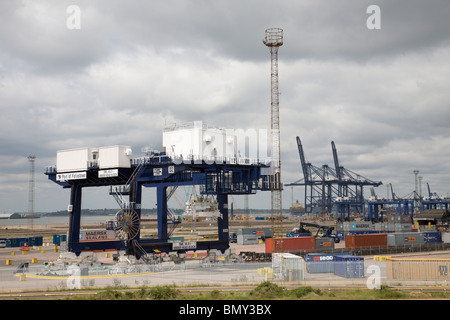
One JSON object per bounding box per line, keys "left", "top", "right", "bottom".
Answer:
{"left": 111, "top": 161, "right": 146, "bottom": 209}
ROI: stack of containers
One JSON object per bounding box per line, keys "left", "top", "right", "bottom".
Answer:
{"left": 374, "top": 222, "right": 389, "bottom": 233}
{"left": 336, "top": 221, "right": 373, "bottom": 240}
{"left": 388, "top": 215, "right": 412, "bottom": 232}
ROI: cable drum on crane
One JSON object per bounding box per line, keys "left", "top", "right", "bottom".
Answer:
{"left": 114, "top": 207, "right": 140, "bottom": 241}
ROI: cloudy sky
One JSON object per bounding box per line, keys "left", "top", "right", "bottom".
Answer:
{"left": 1, "top": 0, "right": 450, "bottom": 213}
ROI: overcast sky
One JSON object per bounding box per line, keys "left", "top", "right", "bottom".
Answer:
{"left": 1, "top": 0, "right": 450, "bottom": 213}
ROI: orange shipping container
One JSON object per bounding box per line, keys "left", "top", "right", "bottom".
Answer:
{"left": 265, "top": 237, "right": 316, "bottom": 253}
{"left": 345, "top": 233, "right": 387, "bottom": 248}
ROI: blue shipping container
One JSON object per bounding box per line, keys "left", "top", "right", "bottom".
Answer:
{"left": 290, "top": 233, "right": 313, "bottom": 237}
{"left": 333, "top": 255, "right": 365, "bottom": 278}
{"left": 423, "top": 232, "right": 442, "bottom": 244}
{"left": 6, "top": 236, "right": 43, "bottom": 247}
{"left": 348, "top": 230, "right": 380, "bottom": 235}
{"left": 305, "top": 253, "right": 350, "bottom": 273}
{"left": 53, "top": 234, "right": 67, "bottom": 245}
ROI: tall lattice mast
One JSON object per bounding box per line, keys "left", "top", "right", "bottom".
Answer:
{"left": 263, "top": 28, "right": 283, "bottom": 236}
{"left": 28, "top": 155, "right": 36, "bottom": 232}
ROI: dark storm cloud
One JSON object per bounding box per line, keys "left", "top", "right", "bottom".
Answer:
{"left": 0, "top": 0, "right": 449, "bottom": 211}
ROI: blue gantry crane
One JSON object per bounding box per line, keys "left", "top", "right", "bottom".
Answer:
{"left": 422, "top": 183, "right": 450, "bottom": 211}
{"left": 286, "top": 136, "right": 340, "bottom": 215}
{"left": 45, "top": 149, "right": 271, "bottom": 260}
{"left": 287, "top": 136, "right": 382, "bottom": 220}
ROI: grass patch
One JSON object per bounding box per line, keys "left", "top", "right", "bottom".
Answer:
{"left": 290, "top": 286, "right": 322, "bottom": 298}
{"left": 374, "top": 285, "right": 409, "bottom": 299}
{"left": 92, "top": 285, "right": 179, "bottom": 300}
{"left": 61, "top": 283, "right": 450, "bottom": 300}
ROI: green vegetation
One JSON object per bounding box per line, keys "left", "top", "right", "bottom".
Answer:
{"left": 93, "top": 285, "right": 180, "bottom": 300}
{"left": 65, "top": 282, "right": 450, "bottom": 300}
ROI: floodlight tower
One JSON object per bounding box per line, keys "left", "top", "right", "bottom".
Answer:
{"left": 28, "top": 155, "right": 36, "bottom": 231}
{"left": 263, "top": 28, "right": 283, "bottom": 235}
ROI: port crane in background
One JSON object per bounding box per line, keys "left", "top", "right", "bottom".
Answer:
{"left": 287, "top": 136, "right": 382, "bottom": 220}
{"left": 365, "top": 183, "right": 414, "bottom": 222}
{"left": 421, "top": 183, "right": 450, "bottom": 211}
{"left": 286, "top": 136, "right": 340, "bottom": 215}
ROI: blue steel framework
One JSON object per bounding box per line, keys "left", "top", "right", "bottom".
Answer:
{"left": 422, "top": 199, "right": 450, "bottom": 211}
{"left": 366, "top": 199, "right": 414, "bottom": 222}
{"left": 287, "top": 136, "right": 382, "bottom": 217}
{"left": 45, "top": 152, "right": 271, "bottom": 257}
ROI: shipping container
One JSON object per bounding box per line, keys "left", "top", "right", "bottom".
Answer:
{"left": 53, "top": 234, "right": 67, "bottom": 245}
{"left": 394, "top": 223, "right": 412, "bottom": 232}
{"left": 272, "top": 253, "right": 305, "bottom": 281}
{"left": 388, "top": 215, "right": 412, "bottom": 223}
{"left": 345, "top": 233, "right": 387, "bottom": 248}
{"left": 315, "top": 237, "right": 334, "bottom": 250}
{"left": 305, "top": 253, "right": 349, "bottom": 273}
{"left": 287, "top": 233, "right": 313, "bottom": 238}
{"left": 333, "top": 255, "right": 365, "bottom": 278}
{"left": 238, "top": 228, "right": 272, "bottom": 239}
{"left": 265, "top": 237, "right": 316, "bottom": 253}
{"left": 237, "top": 234, "right": 259, "bottom": 245}
{"left": 337, "top": 221, "right": 372, "bottom": 232}
{"left": 350, "top": 222, "right": 372, "bottom": 231}
{"left": 374, "top": 223, "right": 389, "bottom": 232}
{"left": 387, "top": 232, "right": 425, "bottom": 246}
{"left": 387, "top": 259, "right": 450, "bottom": 280}
{"left": 443, "top": 232, "right": 450, "bottom": 243}
{"left": 423, "top": 232, "right": 442, "bottom": 244}
{"left": 348, "top": 230, "right": 380, "bottom": 235}
{"left": 6, "top": 236, "right": 43, "bottom": 248}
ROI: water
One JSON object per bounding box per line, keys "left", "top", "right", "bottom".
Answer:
{"left": 0, "top": 215, "right": 114, "bottom": 227}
